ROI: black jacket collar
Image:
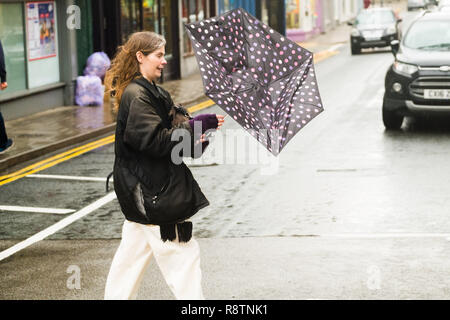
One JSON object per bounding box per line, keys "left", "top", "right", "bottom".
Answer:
{"left": 132, "top": 76, "right": 172, "bottom": 129}
{"left": 133, "top": 75, "right": 160, "bottom": 99}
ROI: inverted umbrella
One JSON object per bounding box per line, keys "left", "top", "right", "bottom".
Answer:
{"left": 185, "top": 8, "right": 324, "bottom": 155}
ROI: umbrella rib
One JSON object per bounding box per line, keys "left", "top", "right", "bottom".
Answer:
{"left": 185, "top": 8, "right": 324, "bottom": 156}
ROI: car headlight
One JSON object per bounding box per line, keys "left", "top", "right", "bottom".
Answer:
{"left": 386, "top": 26, "right": 397, "bottom": 35}
{"left": 351, "top": 28, "right": 360, "bottom": 37}
{"left": 393, "top": 61, "right": 418, "bottom": 75}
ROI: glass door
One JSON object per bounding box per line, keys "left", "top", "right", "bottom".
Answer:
{"left": 120, "top": 0, "right": 142, "bottom": 43}
{"left": 121, "top": 0, "right": 179, "bottom": 81}
{"left": 0, "top": 2, "right": 27, "bottom": 95}
{"left": 159, "top": 0, "right": 179, "bottom": 81}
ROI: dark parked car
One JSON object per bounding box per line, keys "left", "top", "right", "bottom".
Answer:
{"left": 438, "top": 0, "right": 450, "bottom": 9}
{"left": 382, "top": 11, "right": 450, "bottom": 129}
{"left": 348, "top": 8, "right": 401, "bottom": 55}
{"left": 425, "top": 0, "right": 439, "bottom": 7}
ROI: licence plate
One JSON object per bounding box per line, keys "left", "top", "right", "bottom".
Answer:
{"left": 424, "top": 89, "right": 450, "bottom": 100}
{"left": 363, "top": 31, "right": 382, "bottom": 41}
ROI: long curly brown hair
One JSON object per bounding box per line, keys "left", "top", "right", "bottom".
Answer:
{"left": 104, "top": 31, "right": 166, "bottom": 110}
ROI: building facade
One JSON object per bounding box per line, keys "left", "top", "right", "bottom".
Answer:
{"left": 0, "top": 0, "right": 77, "bottom": 120}
{"left": 82, "top": 0, "right": 218, "bottom": 81}
{"left": 0, "top": 0, "right": 304, "bottom": 120}
{"left": 286, "top": 0, "right": 363, "bottom": 42}
{"left": 0, "top": 0, "right": 218, "bottom": 119}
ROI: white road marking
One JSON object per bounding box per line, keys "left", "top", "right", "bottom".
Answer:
{"left": 0, "top": 192, "right": 117, "bottom": 262}
{"left": 0, "top": 206, "right": 75, "bottom": 215}
{"left": 26, "top": 174, "right": 112, "bottom": 182}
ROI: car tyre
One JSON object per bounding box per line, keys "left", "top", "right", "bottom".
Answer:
{"left": 351, "top": 45, "right": 361, "bottom": 55}
{"left": 382, "top": 102, "right": 403, "bottom": 130}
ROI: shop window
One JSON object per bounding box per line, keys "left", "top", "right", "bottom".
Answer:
{"left": 160, "top": 0, "right": 173, "bottom": 61}
{"left": 143, "top": 0, "right": 159, "bottom": 33}
{"left": 75, "top": 0, "right": 94, "bottom": 76}
{"left": 0, "top": 1, "right": 60, "bottom": 95}
{"left": 25, "top": 1, "right": 60, "bottom": 89}
{"left": 182, "top": 0, "right": 207, "bottom": 56}
{"left": 286, "top": 0, "right": 300, "bottom": 30}
{"left": 121, "top": 0, "right": 174, "bottom": 68}
{"left": 218, "top": 0, "right": 256, "bottom": 15}
{"left": 143, "top": 0, "right": 173, "bottom": 61}
{"left": 121, "top": 0, "right": 142, "bottom": 43}
{"left": 261, "top": 0, "right": 269, "bottom": 25}
{"left": 0, "top": 2, "right": 27, "bottom": 95}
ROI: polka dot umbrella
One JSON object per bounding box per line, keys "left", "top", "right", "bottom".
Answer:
{"left": 184, "top": 8, "right": 324, "bottom": 156}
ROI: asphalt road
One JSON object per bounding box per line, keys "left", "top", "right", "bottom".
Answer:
{"left": 2, "top": 11, "right": 450, "bottom": 299}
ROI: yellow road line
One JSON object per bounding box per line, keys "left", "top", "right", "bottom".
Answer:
{"left": 187, "top": 99, "right": 216, "bottom": 113}
{"left": 314, "top": 50, "right": 339, "bottom": 63}
{"left": 0, "top": 98, "right": 215, "bottom": 186}
{"left": 0, "top": 136, "right": 115, "bottom": 186}
{"left": 0, "top": 135, "right": 115, "bottom": 181}
{"left": 0, "top": 51, "right": 338, "bottom": 186}
{"left": 297, "top": 42, "right": 319, "bottom": 50}
{"left": 296, "top": 41, "right": 341, "bottom": 64}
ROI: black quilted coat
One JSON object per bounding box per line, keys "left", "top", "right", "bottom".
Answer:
{"left": 113, "top": 77, "right": 209, "bottom": 240}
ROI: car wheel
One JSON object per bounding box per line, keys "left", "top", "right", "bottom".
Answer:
{"left": 351, "top": 45, "right": 361, "bottom": 55}
{"left": 382, "top": 102, "right": 403, "bottom": 130}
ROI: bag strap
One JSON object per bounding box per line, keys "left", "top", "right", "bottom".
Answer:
{"left": 106, "top": 171, "right": 113, "bottom": 192}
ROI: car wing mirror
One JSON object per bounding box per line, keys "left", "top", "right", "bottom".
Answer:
{"left": 390, "top": 40, "right": 400, "bottom": 57}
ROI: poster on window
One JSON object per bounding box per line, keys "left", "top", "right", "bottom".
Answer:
{"left": 26, "top": 1, "right": 57, "bottom": 61}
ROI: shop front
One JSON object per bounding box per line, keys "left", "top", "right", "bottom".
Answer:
{"left": 0, "top": 0, "right": 77, "bottom": 120}
{"left": 286, "top": 0, "right": 324, "bottom": 42}
{"left": 118, "top": 0, "right": 180, "bottom": 80}
{"left": 104, "top": 0, "right": 215, "bottom": 81}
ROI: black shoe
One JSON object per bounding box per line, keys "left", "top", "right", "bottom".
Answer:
{"left": 0, "top": 139, "right": 14, "bottom": 154}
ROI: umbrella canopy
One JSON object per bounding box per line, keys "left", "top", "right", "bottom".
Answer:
{"left": 185, "top": 8, "right": 324, "bottom": 155}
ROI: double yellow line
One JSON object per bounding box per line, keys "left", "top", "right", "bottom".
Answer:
{"left": 0, "top": 135, "right": 115, "bottom": 186}
{"left": 0, "top": 101, "right": 215, "bottom": 187}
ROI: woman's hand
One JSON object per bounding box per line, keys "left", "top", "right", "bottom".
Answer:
{"left": 199, "top": 114, "right": 225, "bottom": 143}
{"left": 217, "top": 114, "right": 225, "bottom": 129}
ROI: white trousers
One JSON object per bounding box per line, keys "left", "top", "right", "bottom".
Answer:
{"left": 104, "top": 220, "right": 204, "bottom": 300}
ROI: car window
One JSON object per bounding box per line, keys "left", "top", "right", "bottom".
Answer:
{"left": 404, "top": 20, "right": 450, "bottom": 50}
{"left": 356, "top": 10, "right": 396, "bottom": 25}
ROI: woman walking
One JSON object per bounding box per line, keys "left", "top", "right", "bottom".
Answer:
{"left": 104, "top": 31, "right": 224, "bottom": 300}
